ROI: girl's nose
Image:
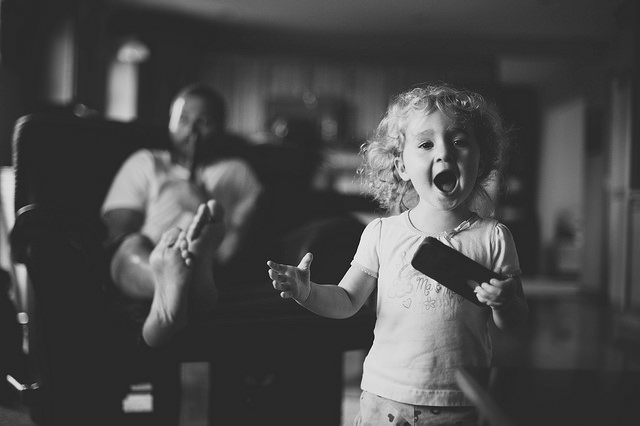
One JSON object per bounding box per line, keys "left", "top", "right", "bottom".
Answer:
{"left": 434, "top": 141, "right": 452, "bottom": 162}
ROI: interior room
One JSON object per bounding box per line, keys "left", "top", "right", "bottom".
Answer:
{"left": 0, "top": 0, "right": 638, "bottom": 425}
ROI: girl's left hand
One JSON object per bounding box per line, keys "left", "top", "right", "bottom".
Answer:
{"left": 473, "top": 276, "right": 517, "bottom": 309}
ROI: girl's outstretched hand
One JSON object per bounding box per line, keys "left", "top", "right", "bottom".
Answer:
{"left": 267, "top": 252, "right": 313, "bottom": 301}
{"left": 473, "top": 276, "right": 517, "bottom": 310}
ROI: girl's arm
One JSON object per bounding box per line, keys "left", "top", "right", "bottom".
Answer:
{"left": 474, "top": 275, "right": 528, "bottom": 331}
{"left": 267, "top": 253, "right": 377, "bottom": 319}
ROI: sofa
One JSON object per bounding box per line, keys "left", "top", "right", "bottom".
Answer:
{"left": 9, "top": 112, "right": 377, "bottom": 425}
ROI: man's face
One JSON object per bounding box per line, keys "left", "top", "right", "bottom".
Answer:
{"left": 168, "top": 94, "right": 219, "bottom": 160}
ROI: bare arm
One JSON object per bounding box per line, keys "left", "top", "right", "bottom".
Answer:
{"left": 267, "top": 253, "right": 377, "bottom": 319}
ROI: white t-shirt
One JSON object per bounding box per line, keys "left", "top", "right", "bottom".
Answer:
{"left": 101, "top": 149, "right": 262, "bottom": 244}
{"left": 352, "top": 211, "right": 521, "bottom": 406}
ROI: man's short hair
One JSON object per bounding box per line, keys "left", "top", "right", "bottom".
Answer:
{"left": 174, "top": 83, "right": 227, "bottom": 128}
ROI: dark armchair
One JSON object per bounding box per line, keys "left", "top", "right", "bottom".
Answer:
{"left": 9, "top": 112, "right": 376, "bottom": 425}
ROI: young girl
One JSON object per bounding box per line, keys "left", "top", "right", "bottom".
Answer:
{"left": 267, "top": 83, "right": 528, "bottom": 425}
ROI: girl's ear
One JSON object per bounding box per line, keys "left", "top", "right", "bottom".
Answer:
{"left": 394, "top": 157, "right": 410, "bottom": 181}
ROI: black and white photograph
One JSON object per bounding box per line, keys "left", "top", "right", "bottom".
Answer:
{"left": 0, "top": 0, "right": 637, "bottom": 425}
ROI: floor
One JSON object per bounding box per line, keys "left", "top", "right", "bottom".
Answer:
{"left": 2, "top": 277, "right": 639, "bottom": 425}
{"left": 172, "top": 350, "right": 366, "bottom": 426}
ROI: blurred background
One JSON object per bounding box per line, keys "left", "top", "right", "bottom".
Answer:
{"left": 0, "top": 0, "right": 638, "bottom": 424}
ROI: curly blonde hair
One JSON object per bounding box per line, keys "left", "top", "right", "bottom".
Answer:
{"left": 358, "top": 83, "right": 510, "bottom": 216}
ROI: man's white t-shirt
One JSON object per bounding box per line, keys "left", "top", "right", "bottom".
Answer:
{"left": 102, "top": 149, "right": 262, "bottom": 244}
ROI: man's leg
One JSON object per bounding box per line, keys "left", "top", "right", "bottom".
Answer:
{"left": 110, "top": 234, "right": 156, "bottom": 300}
{"left": 109, "top": 200, "right": 224, "bottom": 347}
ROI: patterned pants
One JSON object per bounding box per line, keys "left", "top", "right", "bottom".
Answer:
{"left": 353, "top": 391, "right": 478, "bottom": 426}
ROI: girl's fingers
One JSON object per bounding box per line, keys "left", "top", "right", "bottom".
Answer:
{"left": 268, "top": 268, "right": 290, "bottom": 282}
{"left": 273, "top": 280, "right": 291, "bottom": 293}
{"left": 269, "top": 269, "right": 290, "bottom": 289}
{"left": 474, "top": 290, "right": 497, "bottom": 307}
{"left": 280, "top": 291, "right": 293, "bottom": 299}
{"left": 266, "top": 260, "right": 285, "bottom": 273}
{"left": 267, "top": 261, "right": 301, "bottom": 299}
{"left": 297, "top": 252, "right": 314, "bottom": 270}
{"left": 475, "top": 283, "right": 511, "bottom": 307}
{"left": 479, "top": 282, "right": 499, "bottom": 296}
{"left": 489, "top": 276, "right": 516, "bottom": 289}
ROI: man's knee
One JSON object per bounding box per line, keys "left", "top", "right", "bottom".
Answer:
{"left": 109, "top": 233, "right": 155, "bottom": 294}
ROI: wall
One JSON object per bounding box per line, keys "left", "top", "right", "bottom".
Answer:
{"left": 502, "top": 54, "right": 609, "bottom": 281}
{"left": 0, "top": 0, "right": 84, "bottom": 166}
{"left": 197, "top": 52, "right": 496, "bottom": 145}
{"left": 536, "top": 95, "right": 586, "bottom": 274}
{"left": 0, "top": 1, "right": 619, "bottom": 286}
{"left": 43, "top": 17, "right": 75, "bottom": 105}
{"left": 603, "top": 0, "right": 639, "bottom": 312}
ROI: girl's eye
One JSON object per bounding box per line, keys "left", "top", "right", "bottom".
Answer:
{"left": 453, "top": 138, "right": 468, "bottom": 147}
{"left": 418, "top": 141, "right": 434, "bottom": 149}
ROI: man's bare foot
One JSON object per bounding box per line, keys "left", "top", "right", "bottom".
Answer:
{"left": 142, "top": 227, "right": 193, "bottom": 347}
{"left": 183, "top": 200, "right": 225, "bottom": 262}
{"left": 180, "top": 200, "right": 225, "bottom": 316}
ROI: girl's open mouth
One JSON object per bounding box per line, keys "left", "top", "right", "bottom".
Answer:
{"left": 434, "top": 170, "right": 457, "bottom": 193}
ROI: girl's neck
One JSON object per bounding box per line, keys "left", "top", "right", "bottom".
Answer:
{"left": 408, "top": 203, "right": 473, "bottom": 234}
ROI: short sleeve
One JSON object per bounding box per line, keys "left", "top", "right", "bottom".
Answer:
{"left": 491, "top": 223, "right": 522, "bottom": 277}
{"left": 351, "top": 217, "right": 382, "bottom": 278}
{"left": 101, "top": 149, "right": 153, "bottom": 215}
